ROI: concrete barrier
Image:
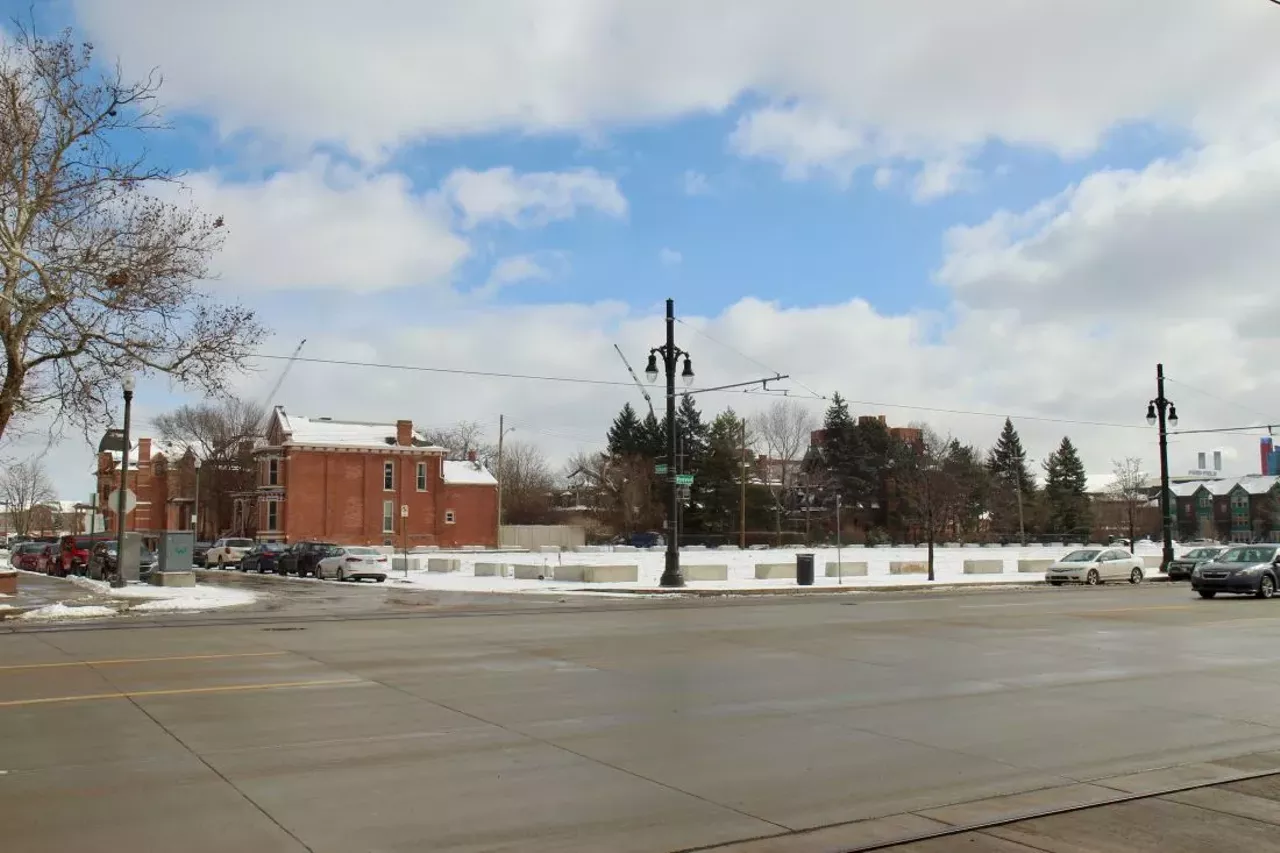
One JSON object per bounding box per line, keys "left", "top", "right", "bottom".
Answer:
{"left": 889, "top": 561, "right": 928, "bottom": 575}
{"left": 474, "top": 562, "right": 508, "bottom": 577}
{"left": 427, "top": 558, "right": 461, "bottom": 573}
{"left": 963, "top": 560, "right": 1004, "bottom": 575}
{"left": 512, "top": 564, "right": 546, "bottom": 580}
{"left": 614, "top": 545, "right": 637, "bottom": 552}
{"left": 873, "top": 544, "right": 893, "bottom": 549}
{"left": 944, "top": 542, "right": 961, "bottom": 548}
{"left": 825, "top": 561, "right": 868, "bottom": 577}
{"left": 755, "top": 563, "right": 796, "bottom": 580}
{"left": 539, "top": 545, "right": 562, "bottom": 554}
{"left": 962, "top": 543, "right": 981, "bottom": 549}
{"left": 684, "top": 564, "right": 729, "bottom": 582}
{"left": 550, "top": 565, "right": 585, "bottom": 582}
{"left": 1018, "top": 559, "right": 1054, "bottom": 573}
{"left": 681, "top": 544, "right": 707, "bottom": 552}
{"left": 391, "top": 555, "right": 427, "bottom": 572}
{"left": 581, "top": 565, "right": 639, "bottom": 583}
{"left": 149, "top": 571, "right": 196, "bottom": 587}
{"left": 1141, "top": 555, "right": 1163, "bottom": 569}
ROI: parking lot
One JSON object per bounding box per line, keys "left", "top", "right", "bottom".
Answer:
{"left": 4, "top": 581, "right": 1280, "bottom": 851}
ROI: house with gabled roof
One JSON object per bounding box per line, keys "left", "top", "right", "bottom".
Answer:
{"left": 1169, "top": 475, "right": 1280, "bottom": 542}
{"left": 237, "top": 407, "right": 497, "bottom": 547}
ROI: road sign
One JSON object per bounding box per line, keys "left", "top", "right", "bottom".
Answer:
{"left": 400, "top": 504, "right": 409, "bottom": 518}
{"left": 654, "top": 464, "right": 669, "bottom": 474}
{"left": 675, "top": 474, "right": 694, "bottom": 486}
{"left": 106, "top": 488, "right": 137, "bottom": 515}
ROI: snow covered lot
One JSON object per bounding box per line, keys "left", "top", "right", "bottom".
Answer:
{"left": 383, "top": 542, "right": 1174, "bottom": 595}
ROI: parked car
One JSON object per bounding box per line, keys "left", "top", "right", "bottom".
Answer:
{"left": 10, "top": 542, "right": 51, "bottom": 571}
{"left": 1045, "top": 548, "right": 1145, "bottom": 586}
{"left": 277, "top": 541, "right": 338, "bottom": 577}
{"left": 191, "top": 541, "right": 214, "bottom": 568}
{"left": 1190, "top": 545, "right": 1280, "bottom": 599}
{"left": 240, "top": 542, "right": 288, "bottom": 574}
{"left": 315, "top": 546, "right": 389, "bottom": 582}
{"left": 1166, "top": 546, "right": 1226, "bottom": 581}
{"left": 205, "top": 538, "right": 256, "bottom": 569}
{"left": 87, "top": 542, "right": 158, "bottom": 580}
{"left": 614, "top": 531, "right": 665, "bottom": 548}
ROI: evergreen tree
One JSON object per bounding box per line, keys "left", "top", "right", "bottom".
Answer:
{"left": 676, "top": 395, "right": 711, "bottom": 532}
{"left": 606, "top": 403, "right": 643, "bottom": 457}
{"left": 1043, "top": 436, "right": 1091, "bottom": 535}
{"left": 640, "top": 410, "right": 666, "bottom": 460}
{"left": 703, "top": 409, "right": 750, "bottom": 535}
{"left": 986, "top": 417, "right": 1037, "bottom": 539}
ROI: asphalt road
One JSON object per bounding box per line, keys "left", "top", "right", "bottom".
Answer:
{"left": 4, "top": 581, "right": 1280, "bottom": 852}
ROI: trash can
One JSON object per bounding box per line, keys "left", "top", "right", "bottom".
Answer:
{"left": 796, "top": 553, "right": 815, "bottom": 586}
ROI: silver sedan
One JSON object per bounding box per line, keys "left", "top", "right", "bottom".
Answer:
{"left": 1046, "top": 548, "right": 1144, "bottom": 586}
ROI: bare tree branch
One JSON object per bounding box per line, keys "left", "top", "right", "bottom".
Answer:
{"left": 0, "top": 455, "right": 56, "bottom": 535}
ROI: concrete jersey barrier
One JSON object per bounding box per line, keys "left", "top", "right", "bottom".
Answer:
{"left": 825, "top": 561, "right": 868, "bottom": 577}
{"left": 581, "top": 565, "right": 639, "bottom": 583}
{"left": 684, "top": 564, "right": 729, "bottom": 582}
{"left": 754, "top": 563, "right": 796, "bottom": 580}
{"left": 473, "top": 562, "right": 508, "bottom": 577}
{"left": 427, "top": 558, "right": 461, "bottom": 573}
{"left": 1018, "top": 559, "right": 1054, "bottom": 573}
{"left": 512, "top": 564, "right": 546, "bottom": 580}
{"left": 889, "top": 561, "right": 928, "bottom": 575}
{"left": 962, "top": 559, "right": 1004, "bottom": 575}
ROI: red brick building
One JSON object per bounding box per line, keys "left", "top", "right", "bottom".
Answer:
{"left": 95, "top": 434, "right": 197, "bottom": 534}
{"left": 241, "top": 408, "right": 498, "bottom": 547}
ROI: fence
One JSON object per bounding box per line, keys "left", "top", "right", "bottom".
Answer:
{"left": 499, "top": 525, "right": 586, "bottom": 550}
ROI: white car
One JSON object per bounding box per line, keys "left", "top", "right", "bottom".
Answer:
{"left": 205, "top": 537, "right": 256, "bottom": 569}
{"left": 315, "top": 546, "right": 389, "bottom": 582}
{"left": 1046, "top": 547, "right": 1144, "bottom": 586}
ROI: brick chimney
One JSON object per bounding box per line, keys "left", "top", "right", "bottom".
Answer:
{"left": 396, "top": 419, "right": 413, "bottom": 447}
{"left": 138, "top": 438, "right": 152, "bottom": 463}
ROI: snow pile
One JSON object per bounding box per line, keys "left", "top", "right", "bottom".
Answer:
{"left": 66, "top": 574, "right": 257, "bottom": 612}
{"left": 18, "top": 602, "right": 118, "bottom": 621}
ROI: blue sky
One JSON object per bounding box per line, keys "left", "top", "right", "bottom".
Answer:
{"left": 5, "top": 0, "right": 1280, "bottom": 496}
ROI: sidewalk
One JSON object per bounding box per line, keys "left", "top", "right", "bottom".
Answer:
{"left": 0, "top": 571, "right": 119, "bottom": 619}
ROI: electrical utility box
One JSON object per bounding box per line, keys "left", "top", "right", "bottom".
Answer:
{"left": 119, "top": 532, "right": 143, "bottom": 582}
{"left": 158, "top": 531, "right": 194, "bottom": 573}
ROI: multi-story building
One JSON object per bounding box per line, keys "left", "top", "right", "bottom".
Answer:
{"left": 240, "top": 408, "right": 497, "bottom": 547}
{"left": 808, "top": 415, "right": 924, "bottom": 453}
{"left": 1169, "top": 475, "right": 1280, "bottom": 543}
{"left": 95, "top": 431, "right": 197, "bottom": 534}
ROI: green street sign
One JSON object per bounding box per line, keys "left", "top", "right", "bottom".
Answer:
{"left": 675, "top": 474, "right": 694, "bottom": 485}
{"left": 654, "top": 464, "right": 669, "bottom": 474}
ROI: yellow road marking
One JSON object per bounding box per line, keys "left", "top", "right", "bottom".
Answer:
{"left": 0, "top": 678, "right": 365, "bottom": 708}
{"left": 0, "top": 651, "right": 290, "bottom": 673}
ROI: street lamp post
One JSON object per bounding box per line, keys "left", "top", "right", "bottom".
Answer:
{"left": 193, "top": 457, "right": 202, "bottom": 539}
{"left": 1146, "top": 363, "right": 1179, "bottom": 572}
{"left": 113, "top": 374, "right": 135, "bottom": 588}
{"left": 645, "top": 298, "right": 695, "bottom": 588}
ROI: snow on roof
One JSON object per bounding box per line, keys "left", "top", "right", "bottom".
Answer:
{"left": 1165, "top": 475, "right": 1280, "bottom": 497}
{"left": 1169, "top": 481, "right": 1205, "bottom": 497}
{"left": 275, "top": 410, "right": 443, "bottom": 451}
{"left": 1233, "top": 475, "right": 1280, "bottom": 495}
{"left": 442, "top": 460, "right": 497, "bottom": 486}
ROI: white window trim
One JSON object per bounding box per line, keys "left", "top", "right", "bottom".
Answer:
{"left": 265, "top": 499, "right": 280, "bottom": 532}
{"left": 382, "top": 500, "right": 395, "bottom": 533}
{"left": 267, "top": 458, "right": 280, "bottom": 487}
{"left": 383, "top": 461, "right": 395, "bottom": 491}
{"left": 416, "top": 461, "right": 427, "bottom": 492}
{"left": 444, "top": 510, "right": 456, "bottom": 525}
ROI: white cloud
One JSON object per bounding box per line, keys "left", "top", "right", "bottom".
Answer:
{"left": 180, "top": 159, "right": 468, "bottom": 293}
{"left": 474, "top": 254, "right": 558, "bottom": 298}
{"left": 730, "top": 104, "right": 867, "bottom": 184}
{"left": 912, "top": 158, "right": 976, "bottom": 202}
{"left": 682, "top": 170, "right": 710, "bottom": 196}
{"left": 659, "top": 248, "right": 682, "bottom": 266}
{"left": 72, "top": 1, "right": 1280, "bottom": 171}
{"left": 442, "top": 167, "right": 627, "bottom": 229}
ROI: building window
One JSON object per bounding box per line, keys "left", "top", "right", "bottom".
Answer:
{"left": 444, "top": 510, "right": 456, "bottom": 525}
{"left": 416, "top": 462, "right": 427, "bottom": 491}
{"left": 266, "top": 500, "right": 279, "bottom": 531}
{"left": 384, "top": 461, "right": 395, "bottom": 491}
{"left": 267, "top": 458, "right": 279, "bottom": 486}
{"left": 383, "top": 500, "right": 394, "bottom": 533}
{"left": 1197, "top": 492, "right": 1211, "bottom": 509}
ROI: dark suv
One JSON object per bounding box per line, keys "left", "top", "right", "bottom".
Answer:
{"left": 240, "top": 542, "right": 288, "bottom": 574}
{"left": 277, "top": 541, "right": 337, "bottom": 577}
{"left": 1167, "top": 546, "right": 1226, "bottom": 581}
{"left": 1190, "top": 545, "right": 1280, "bottom": 599}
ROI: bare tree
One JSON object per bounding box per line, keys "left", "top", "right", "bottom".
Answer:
{"left": 897, "top": 427, "right": 965, "bottom": 581}
{"left": 563, "top": 450, "right": 660, "bottom": 535}
{"left": 497, "top": 440, "right": 555, "bottom": 524}
{"left": 1109, "top": 457, "right": 1147, "bottom": 553}
{"left": 0, "top": 29, "right": 263, "bottom": 442}
{"left": 753, "top": 399, "right": 816, "bottom": 544}
{"left": 0, "top": 457, "right": 55, "bottom": 535}
{"left": 421, "top": 420, "right": 497, "bottom": 461}
{"left": 152, "top": 398, "right": 265, "bottom": 537}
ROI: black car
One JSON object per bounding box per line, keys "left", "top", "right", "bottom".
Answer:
{"left": 191, "top": 541, "right": 213, "bottom": 568}
{"left": 1190, "top": 545, "right": 1280, "bottom": 599}
{"left": 1167, "top": 546, "right": 1226, "bottom": 581}
{"left": 277, "top": 541, "right": 337, "bottom": 577}
{"left": 240, "top": 542, "right": 288, "bottom": 574}
{"left": 88, "top": 542, "right": 158, "bottom": 580}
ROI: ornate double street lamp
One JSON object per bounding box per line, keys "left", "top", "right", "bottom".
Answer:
{"left": 1146, "top": 363, "right": 1179, "bottom": 572}
{"left": 645, "top": 298, "right": 695, "bottom": 587}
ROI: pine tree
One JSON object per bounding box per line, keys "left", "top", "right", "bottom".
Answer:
{"left": 1043, "top": 436, "right": 1090, "bottom": 535}
{"left": 986, "top": 418, "right": 1036, "bottom": 539}
{"left": 703, "top": 409, "right": 749, "bottom": 534}
{"left": 607, "top": 403, "right": 643, "bottom": 457}
{"left": 675, "top": 395, "right": 711, "bottom": 532}
{"left": 640, "top": 411, "right": 666, "bottom": 460}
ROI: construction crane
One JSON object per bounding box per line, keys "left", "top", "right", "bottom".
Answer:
{"left": 258, "top": 338, "right": 306, "bottom": 423}
{"left": 614, "top": 343, "right": 655, "bottom": 418}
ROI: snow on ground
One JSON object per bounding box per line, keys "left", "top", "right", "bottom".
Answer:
{"left": 386, "top": 542, "right": 1172, "bottom": 595}
{"left": 67, "top": 575, "right": 257, "bottom": 612}
{"left": 18, "top": 602, "right": 118, "bottom": 621}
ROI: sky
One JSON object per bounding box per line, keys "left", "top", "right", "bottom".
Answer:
{"left": 5, "top": 0, "right": 1280, "bottom": 500}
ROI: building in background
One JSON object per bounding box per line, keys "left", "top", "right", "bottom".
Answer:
{"left": 94, "top": 433, "right": 197, "bottom": 535}
{"left": 240, "top": 408, "right": 497, "bottom": 547}
{"left": 1261, "top": 438, "right": 1280, "bottom": 475}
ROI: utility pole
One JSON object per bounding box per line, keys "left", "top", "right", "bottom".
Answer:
{"left": 644, "top": 298, "right": 694, "bottom": 587}
{"left": 1015, "top": 474, "right": 1026, "bottom": 545}
{"left": 496, "top": 414, "right": 505, "bottom": 548}
{"left": 1147, "top": 364, "right": 1178, "bottom": 570}
{"left": 739, "top": 417, "right": 748, "bottom": 549}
